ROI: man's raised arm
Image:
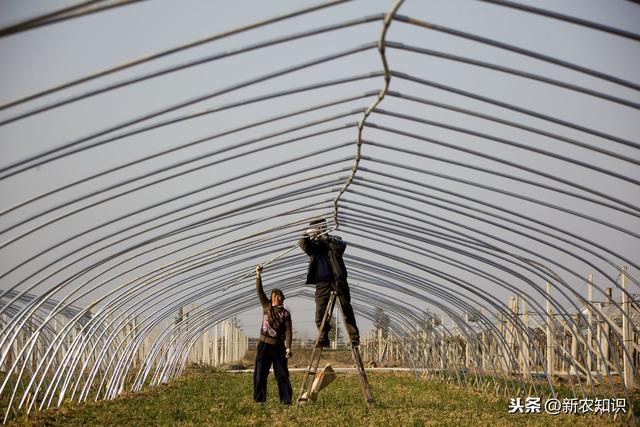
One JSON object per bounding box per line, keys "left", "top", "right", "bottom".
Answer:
{"left": 298, "top": 234, "right": 322, "bottom": 256}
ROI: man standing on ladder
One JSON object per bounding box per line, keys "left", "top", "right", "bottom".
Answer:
{"left": 299, "top": 218, "right": 360, "bottom": 348}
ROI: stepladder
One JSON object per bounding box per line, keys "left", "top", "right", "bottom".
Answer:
{"left": 296, "top": 291, "right": 374, "bottom": 408}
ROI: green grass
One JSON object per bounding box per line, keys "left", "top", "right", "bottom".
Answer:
{"left": 8, "top": 368, "right": 636, "bottom": 426}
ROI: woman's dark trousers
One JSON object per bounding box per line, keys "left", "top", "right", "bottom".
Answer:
{"left": 253, "top": 340, "right": 292, "bottom": 404}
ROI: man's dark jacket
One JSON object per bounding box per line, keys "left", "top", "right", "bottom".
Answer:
{"left": 298, "top": 235, "right": 348, "bottom": 284}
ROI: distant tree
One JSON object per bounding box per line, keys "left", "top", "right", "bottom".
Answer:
{"left": 373, "top": 307, "right": 390, "bottom": 338}
{"left": 229, "top": 315, "right": 242, "bottom": 331}
{"left": 417, "top": 310, "right": 440, "bottom": 331}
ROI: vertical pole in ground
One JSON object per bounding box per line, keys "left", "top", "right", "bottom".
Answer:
{"left": 133, "top": 314, "right": 139, "bottom": 369}
{"left": 202, "top": 328, "right": 209, "bottom": 365}
{"left": 546, "top": 282, "right": 554, "bottom": 378}
{"left": 230, "top": 325, "right": 234, "bottom": 362}
{"left": 225, "top": 321, "right": 229, "bottom": 364}
{"left": 245, "top": 334, "right": 249, "bottom": 361}
{"left": 510, "top": 295, "right": 518, "bottom": 375}
{"left": 186, "top": 306, "right": 193, "bottom": 365}
{"left": 465, "top": 312, "right": 471, "bottom": 370}
{"left": 213, "top": 323, "right": 219, "bottom": 367}
{"left": 87, "top": 302, "right": 96, "bottom": 371}
{"left": 570, "top": 314, "right": 579, "bottom": 377}
{"left": 482, "top": 328, "right": 489, "bottom": 372}
{"left": 125, "top": 314, "right": 132, "bottom": 367}
{"left": 3, "top": 314, "right": 12, "bottom": 372}
{"left": 220, "top": 322, "right": 224, "bottom": 365}
{"left": 621, "top": 266, "right": 634, "bottom": 389}
{"left": 53, "top": 315, "right": 60, "bottom": 365}
{"left": 600, "top": 288, "right": 612, "bottom": 375}
{"left": 587, "top": 273, "right": 594, "bottom": 385}
{"left": 499, "top": 310, "right": 508, "bottom": 375}
{"left": 521, "top": 299, "right": 529, "bottom": 380}
{"left": 143, "top": 325, "right": 153, "bottom": 368}
{"left": 377, "top": 328, "right": 383, "bottom": 364}
{"left": 235, "top": 326, "right": 238, "bottom": 362}
{"left": 225, "top": 321, "right": 230, "bottom": 364}
{"left": 230, "top": 324, "right": 235, "bottom": 363}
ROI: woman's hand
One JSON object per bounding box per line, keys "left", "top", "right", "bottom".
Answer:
{"left": 255, "top": 264, "right": 263, "bottom": 277}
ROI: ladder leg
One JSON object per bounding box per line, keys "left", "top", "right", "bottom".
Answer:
{"left": 351, "top": 345, "right": 374, "bottom": 406}
{"left": 337, "top": 297, "right": 374, "bottom": 408}
{"left": 296, "top": 292, "right": 337, "bottom": 405}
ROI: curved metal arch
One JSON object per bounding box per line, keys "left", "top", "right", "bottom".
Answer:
{"left": 340, "top": 188, "right": 640, "bottom": 340}
{"left": 340, "top": 220, "right": 590, "bottom": 395}
{"left": 1, "top": 0, "right": 638, "bottom": 422}
{"left": 362, "top": 129, "right": 639, "bottom": 215}
{"left": 0, "top": 15, "right": 384, "bottom": 128}
{"left": 339, "top": 210, "right": 626, "bottom": 396}
{"left": 0, "top": 0, "right": 353, "bottom": 108}
{"left": 353, "top": 171, "right": 640, "bottom": 277}
{"left": 2, "top": 191, "right": 336, "bottom": 412}
{"left": 391, "top": 71, "right": 640, "bottom": 150}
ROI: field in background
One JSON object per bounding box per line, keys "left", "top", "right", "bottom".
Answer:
{"left": 8, "top": 367, "right": 635, "bottom": 426}
{"left": 241, "top": 347, "right": 366, "bottom": 369}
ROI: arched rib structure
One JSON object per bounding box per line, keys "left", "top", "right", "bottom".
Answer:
{"left": 0, "top": 0, "right": 638, "bottom": 422}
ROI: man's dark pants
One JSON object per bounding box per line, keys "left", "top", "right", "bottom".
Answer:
{"left": 315, "top": 280, "right": 360, "bottom": 342}
{"left": 253, "top": 341, "right": 292, "bottom": 404}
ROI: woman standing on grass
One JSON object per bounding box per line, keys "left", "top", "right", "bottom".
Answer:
{"left": 253, "top": 264, "right": 293, "bottom": 404}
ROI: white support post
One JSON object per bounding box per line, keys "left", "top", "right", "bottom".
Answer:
{"left": 499, "top": 310, "right": 509, "bottom": 374}
{"left": 219, "top": 322, "right": 223, "bottom": 365}
{"left": 229, "top": 324, "right": 234, "bottom": 362}
{"left": 228, "top": 323, "right": 231, "bottom": 363}
{"left": 521, "top": 299, "right": 529, "bottom": 380}
{"left": 600, "top": 288, "right": 612, "bottom": 375}
{"left": 546, "top": 282, "right": 554, "bottom": 377}
{"left": 587, "top": 273, "right": 593, "bottom": 385}
{"left": 509, "top": 295, "right": 518, "bottom": 375}
{"left": 133, "top": 315, "right": 139, "bottom": 369}
{"left": 465, "top": 312, "right": 471, "bottom": 369}
{"left": 234, "top": 327, "right": 239, "bottom": 362}
{"left": 244, "top": 334, "right": 249, "bottom": 361}
{"left": 223, "top": 321, "right": 228, "bottom": 364}
{"left": 482, "top": 329, "right": 489, "bottom": 372}
{"left": 1, "top": 314, "right": 7, "bottom": 372}
{"left": 570, "top": 314, "right": 579, "bottom": 376}
{"left": 377, "top": 328, "right": 383, "bottom": 363}
{"left": 202, "top": 329, "right": 209, "bottom": 365}
{"left": 621, "top": 266, "right": 634, "bottom": 389}
{"left": 213, "top": 323, "right": 219, "bottom": 366}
